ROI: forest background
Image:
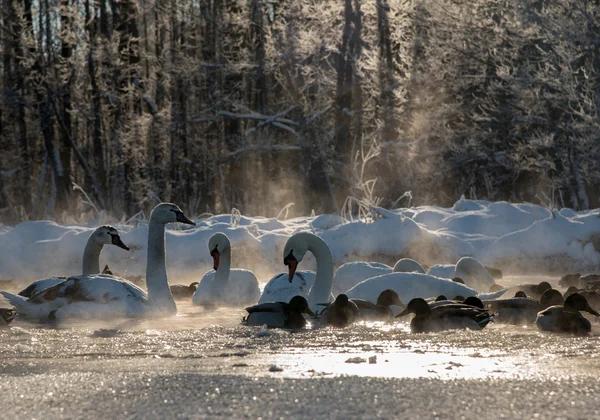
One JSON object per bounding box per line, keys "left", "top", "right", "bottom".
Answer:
{"left": 1, "top": 0, "right": 599, "bottom": 223}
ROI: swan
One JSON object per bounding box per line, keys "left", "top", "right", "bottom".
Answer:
{"left": 192, "top": 233, "right": 260, "bottom": 307}
{"left": 259, "top": 232, "right": 334, "bottom": 312}
{"left": 536, "top": 293, "right": 599, "bottom": 334}
{"left": 426, "top": 257, "right": 496, "bottom": 292}
{"left": 345, "top": 271, "right": 504, "bottom": 307}
{"left": 0, "top": 203, "right": 195, "bottom": 321}
{"left": 332, "top": 258, "right": 425, "bottom": 295}
{"left": 17, "top": 225, "right": 130, "bottom": 298}
{"left": 243, "top": 296, "right": 315, "bottom": 328}
{"left": 396, "top": 297, "right": 495, "bottom": 333}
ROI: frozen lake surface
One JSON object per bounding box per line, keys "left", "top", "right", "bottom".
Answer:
{"left": 2, "top": 276, "right": 600, "bottom": 418}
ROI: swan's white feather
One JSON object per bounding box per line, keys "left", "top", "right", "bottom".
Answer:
{"left": 345, "top": 272, "right": 479, "bottom": 304}
{"left": 332, "top": 262, "right": 391, "bottom": 295}
{"left": 1, "top": 274, "right": 150, "bottom": 320}
{"left": 258, "top": 271, "right": 317, "bottom": 304}
{"left": 18, "top": 277, "right": 66, "bottom": 297}
{"left": 192, "top": 268, "right": 260, "bottom": 306}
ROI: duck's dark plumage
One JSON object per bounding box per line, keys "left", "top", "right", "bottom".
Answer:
{"left": 320, "top": 294, "right": 359, "bottom": 327}
{"left": 397, "top": 298, "right": 494, "bottom": 333}
{"left": 244, "top": 296, "right": 314, "bottom": 329}
{"left": 536, "top": 293, "right": 599, "bottom": 334}
{"left": 170, "top": 282, "right": 199, "bottom": 300}
{"left": 351, "top": 289, "right": 404, "bottom": 321}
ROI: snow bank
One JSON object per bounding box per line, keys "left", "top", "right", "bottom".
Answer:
{"left": 2, "top": 201, "right": 600, "bottom": 286}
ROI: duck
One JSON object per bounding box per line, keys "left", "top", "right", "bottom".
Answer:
{"left": 429, "top": 296, "right": 485, "bottom": 310}
{"left": 563, "top": 287, "right": 600, "bottom": 312}
{"left": 192, "top": 233, "right": 260, "bottom": 307}
{"left": 535, "top": 293, "right": 600, "bottom": 334}
{"left": 350, "top": 289, "right": 405, "bottom": 321}
{"left": 259, "top": 232, "right": 334, "bottom": 312}
{"left": 539, "top": 288, "right": 564, "bottom": 308}
{"left": 243, "top": 295, "right": 315, "bottom": 329}
{"left": 319, "top": 294, "right": 360, "bottom": 327}
{"left": 426, "top": 257, "right": 497, "bottom": 292}
{"left": 345, "top": 271, "right": 505, "bottom": 308}
{"left": 332, "top": 258, "right": 425, "bottom": 295}
{"left": 170, "top": 282, "right": 199, "bottom": 300}
{"left": 485, "top": 291, "right": 542, "bottom": 325}
{"left": 17, "top": 226, "right": 130, "bottom": 298}
{"left": 0, "top": 308, "right": 16, "bottom": 328}
{"left": 506, "top": 281, "right": 552, "bottom": 300}
{"left": 578, "top": 274, "right": 600, "bottom": 291}
{"left": 0, "top": 203, "right": 195, "bottom": 321}
{"left": 395, "top": 297, "right": 495, "bottom": 333}
{"left": 559, "top": 273, "right": 581, "bottom": 288}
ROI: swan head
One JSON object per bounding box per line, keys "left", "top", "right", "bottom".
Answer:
{"left": 150, "top": 203, "right": 196, "bottom": 226}
{"left": 283, "top": 233, "right": 312, "bottom": 283}
{"left": 208, "top": 233, "right": 230, "bottom": 270}
{"left": 91, "top": 225, "right": 129, "bottom": 250}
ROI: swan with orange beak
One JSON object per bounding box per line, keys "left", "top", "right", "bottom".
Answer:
{"left": 192, "top": 232, "right": 260, "bottom": 307}
{"left": 259, "top": 232, "right": 334, "bottom": 313}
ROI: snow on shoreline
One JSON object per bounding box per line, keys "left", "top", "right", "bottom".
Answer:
{"left": 1, "top": 200, "right": 600, "bottom": 284}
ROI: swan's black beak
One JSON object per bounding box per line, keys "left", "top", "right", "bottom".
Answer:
{"left": 111, "top": 235, "right": 130, "bottom": 251}
{"left": 176, "top": 211, "right": 196, "bottom": 226}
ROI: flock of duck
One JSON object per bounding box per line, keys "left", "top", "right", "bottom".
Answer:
{"left": 1, "top": 203, "right": 599, "bottom": 335}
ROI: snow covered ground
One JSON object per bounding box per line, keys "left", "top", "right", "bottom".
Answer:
{"left": 2, "top": 199, "right": 600, "bottom": 285}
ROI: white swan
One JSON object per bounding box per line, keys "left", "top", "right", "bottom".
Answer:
{"left": 18, "top": 225, "right": 130, "bottom": 297}
{"left": 192, "top": 232, "right": 260, "bottom": 306}
{"left": 259, "top": 232, "right": 334, "bottom": 312}
{"left": 333, "top": 258, "right": 426, "bottom": 295}
{"left": 345, "top": 272, "right": 504, "bottom": 306}
{"left": 426, "top": 257, "right": 496, "bottom": 292}
{"left": 0, "top": 203, "right": 195, "bottom": 321}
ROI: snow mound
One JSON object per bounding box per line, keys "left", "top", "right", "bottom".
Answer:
{"left": 2, "top": 200, "right": 600, "bottom": 286}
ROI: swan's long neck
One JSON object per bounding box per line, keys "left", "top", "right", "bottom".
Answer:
{"left": 214, "top": 247, "right": 231, "bottom": 292}
{"left": 306, "top": 236, "right": 334, "bottom": 311}
{"left": 146, "top": 220, "right": 176, "bottom": 315}
{"left": 82, "top": 240, "right": 103, "bottom": 275}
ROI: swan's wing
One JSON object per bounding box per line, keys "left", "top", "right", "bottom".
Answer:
{"left": 333, "top": 262, "right": 391, "bottom": 295}
{"left": 193, "top": 269, "right": 260, "bottom": 306}
{"left": 345, "top": 273, "right": 477, "bottom": 304}
{"left": 258, "top": 271, "right": 315, "bottom": 304}
{"left": 18, "top": 277, "right": 67, "bottom": 298}
{"left": 5, "top": 275, "right": 148, "bottom": 320}
{"left": 227, "top": 269, "right": 260, "bottom": 304}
